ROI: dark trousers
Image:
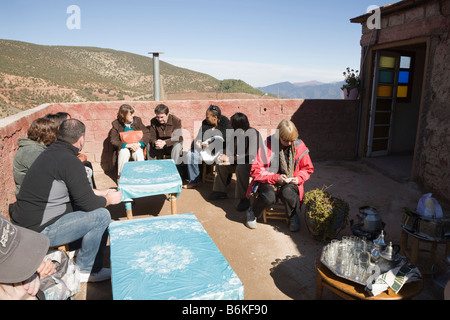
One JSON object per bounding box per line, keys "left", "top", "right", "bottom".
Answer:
{"left": 252, "top": 183, "right": 300, "bottom": 218}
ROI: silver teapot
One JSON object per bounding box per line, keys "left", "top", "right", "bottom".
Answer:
{"left": 358, "top": 206, "right": 383, "bottom": 233}
{"left": 378, "top": 242, "right": 401, "bottom": 273}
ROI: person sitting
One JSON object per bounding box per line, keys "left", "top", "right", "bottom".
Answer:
{"left": 45, "top": 112, "right": 97, "bottom": 188}
{"left": 13, "top": 118, "right": 58, "bottom": 195}
{"left": 245, "top": 119, "right": 314, "bottom": 232}
{"left": 208, "top": 112, "right": 263, "bottom": 212}
{"left": 109, "top": 104, "right": 150, "bottom": 177}
{"left": 183, "top": 104, "right": 231, "bottom": 189}
{"left": 0, "top": 215, "right": 56, "bottom": 300}
{"left": 147, "top": 103, "right": 183, "bottom": 160}
{"left": 10, "top": 119, "right": 123, "bottom": 283}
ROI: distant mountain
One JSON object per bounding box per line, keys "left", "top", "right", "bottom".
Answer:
{"left": 257, "top": 81, "right": 345, "bottom": 99}
{"left": 0, "top": 39, "right": 265, "bottom": 118}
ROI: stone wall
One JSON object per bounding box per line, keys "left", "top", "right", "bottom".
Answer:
{"left": 356, "top": 0, "right": 450, "bottom": 203}
{"left": 0, "top": 99, "right": 359, "bottom": 217}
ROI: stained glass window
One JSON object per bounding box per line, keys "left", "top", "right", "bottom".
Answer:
{"left": 398, "top": 71, "right": 410, "bottom": 84}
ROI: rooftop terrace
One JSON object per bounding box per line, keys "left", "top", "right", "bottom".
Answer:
{"left": 77, "top": 159, "right": 439, "bottom": 300}
{"left": 0, "top": 99, "right": 446, "bottom": 300}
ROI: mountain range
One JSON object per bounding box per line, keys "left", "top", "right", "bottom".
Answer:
{"left": 0, "top": 39, "right": 342, "bottom": 118}
{"left": 257, "top": 81, "right": 345, "bottom": 99}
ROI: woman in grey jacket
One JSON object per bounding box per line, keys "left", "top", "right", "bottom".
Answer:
{"left": 13, "top": 118, "right": 57, "bottom": 194}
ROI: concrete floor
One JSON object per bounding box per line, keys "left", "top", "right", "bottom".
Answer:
{"left": 76, "top": 159, "right": 446, "bottom": 300}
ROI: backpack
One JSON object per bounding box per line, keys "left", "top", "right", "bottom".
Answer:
{"left": 37, "top": 250, "right": 81, "bottom": 300}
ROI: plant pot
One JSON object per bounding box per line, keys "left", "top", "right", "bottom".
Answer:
{"left": 343, "top": 88, "right": 359, "bottom": 100}
{"left": 303, "top": 199, "right": 348, "bottom": 241}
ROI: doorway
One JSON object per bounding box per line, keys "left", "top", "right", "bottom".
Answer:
{"left": 365, "top": 42, "right": 427, "bottom": 181}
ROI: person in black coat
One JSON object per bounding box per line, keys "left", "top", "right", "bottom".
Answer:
{"left": 183, "top": 104, "right": 231, "bottom": 189}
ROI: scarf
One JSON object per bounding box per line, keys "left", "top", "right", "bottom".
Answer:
{"left": 280, "top": 144, "right": 296, "bottom": 178}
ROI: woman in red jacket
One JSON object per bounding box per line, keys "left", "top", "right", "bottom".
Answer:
{"left": 245, "top": 120, "right": 314, "bottom": 232}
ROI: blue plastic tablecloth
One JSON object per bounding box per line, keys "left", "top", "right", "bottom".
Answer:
{"left": 118, "top": 159, "right": 182, "bottom": 201}
{"left": 109, "top": 214, "right": 244, "bottom": 300}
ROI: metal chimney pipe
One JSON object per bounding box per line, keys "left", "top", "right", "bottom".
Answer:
{"left": 148, "top": 52, "right": 164, "bottom": 101}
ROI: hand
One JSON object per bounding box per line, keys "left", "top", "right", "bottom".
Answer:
{"left": 219, "top": 154, "right": 229, "bottom": 163}
{"left": 278, "top": 174, "right": 288, "bottom": 184}
{"left": 0, "top": 282, "right": 37, "bottom": 300}
{"left": 22, "top": 274, "right": 41, "bottom": 297}
{"left": 155, "top": 140, "right": 166, "bottom": 149}
{"left": 106, "top": 189, "right": 123, "bottom": 206}
{"left": 127, "top": 143, "right": 141, "bottom": 152}
{"left": 36, "top": 259, "right": 57, "bottom": 279}
{"left": 195, "top": 140, "right": 202, "bottom": 149}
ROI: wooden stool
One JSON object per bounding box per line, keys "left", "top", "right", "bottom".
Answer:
{"left": 49, "top": 244, "right": 70, "bottom": 256}
{"left": 400, "top": 227, "right": 450, "bottom": 276}
{"left": 202, "top": 164, "right": 216, "bottom": 183}
{"left": 263, "top": 201, "right": 290, "bottom": 225}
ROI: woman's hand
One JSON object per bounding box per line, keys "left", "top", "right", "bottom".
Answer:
{"left": 126, "top": 143, "right": 141, "bottom": 152}
{"left": 278, "top": 174, "right": 299, "bottom": 185}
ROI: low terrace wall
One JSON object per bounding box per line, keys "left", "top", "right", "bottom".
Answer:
{"left": 0, "top": 99, "right": 359, "bottom": 217}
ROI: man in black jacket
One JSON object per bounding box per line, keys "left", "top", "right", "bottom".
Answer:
{"left": 11, "top": 119, "right": 122, "bottom": 283}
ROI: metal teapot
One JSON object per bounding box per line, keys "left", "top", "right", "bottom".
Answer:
{"left": 358, "top": 206, "right": 383, "bottom": 233}
{"left": 378, "top": 242, "right": 402, "bottom": 273}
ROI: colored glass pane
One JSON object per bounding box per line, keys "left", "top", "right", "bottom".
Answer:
{"left": 398, "top": 71, "right": 409, "bottom": 83}
{"left": 397, "top": 86, "right": 408, "bottom": 98}
{"left": 379, "top": 70, "right": 394, "bottom": 83}
{"left": 377, "top": 85, "right": 393, "bottom": 97}
{"left": 380, "top": 56, "right": 395, "bottom": 69}
{"left": 400, "top": 56, "right": 411, "bottom": 69}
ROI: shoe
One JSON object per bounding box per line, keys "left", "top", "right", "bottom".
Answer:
{"left": 236, "top": 198, "right": 250, "bottom": 211}
{"left": 289, "top": 213, "right": 300, "bottom": 232}
{"left": 79, "top": 268, "right": 111, "bottom": 283}
{"left": 245, "top": 208, "right": 257, "bottom": 229}
{"left": 182, "top": 181, "right": 201, "bottom": 189}
{"left": 208, "top": 192, "right": 228, "bottom": 200}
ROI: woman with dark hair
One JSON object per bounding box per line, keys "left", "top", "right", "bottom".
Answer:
{"left": 109, "top": 104, "right": 150, "bottom": 177}
{"left": 183, "top": 104, "right": 231, "bottom": 189}
{"left": 13, "top": 118, "right": 59, "bottom": 194}
{"left": 208, "top": 112, "right": 262, "bottom": 212}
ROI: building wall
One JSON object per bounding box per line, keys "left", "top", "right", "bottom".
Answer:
{"left": 356, "top": 0, "right": 450, "bottom": 203}
{"left": 0, "top": 99, "right": 358, "bottom": 217}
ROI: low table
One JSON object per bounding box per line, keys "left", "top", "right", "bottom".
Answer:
{"left": 315, "top": 255, "right": 423, "bottom": 300}
{"left": 117, "top": 159, "right": 182, "bottom": 219}
{"left": 108, "top": 214, "right": 244, "bottom": 300}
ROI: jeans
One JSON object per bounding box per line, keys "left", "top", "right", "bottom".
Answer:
{"left": 40, "top": 208, "right": 111, "bottom": 273}
{"left": 185, "top": 149, "right": 202, "bottom": 184}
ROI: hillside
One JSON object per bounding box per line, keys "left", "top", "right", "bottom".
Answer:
{"left": 257, "top": 81, "right": 345, "bottom": 99}
{"left": 0, "top": 39, "right": 266, "bottom": 118}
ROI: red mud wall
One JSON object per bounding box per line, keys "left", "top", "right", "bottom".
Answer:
{"left": 0, "top": 99, "right": 358, "bottom": 216}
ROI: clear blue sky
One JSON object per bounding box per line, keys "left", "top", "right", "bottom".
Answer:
{"left": 0, "top": 0, "right": 394, "bottom": 87}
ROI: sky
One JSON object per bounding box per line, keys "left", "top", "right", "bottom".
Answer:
{"left": 0, "top": 0, "right": 395, "bottom": 87}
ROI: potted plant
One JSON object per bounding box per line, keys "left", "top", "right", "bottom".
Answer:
{"left": 303, "top": 187, "right": 349, "bottom": 241}
{"left": 341, "top": 67, "right": 361, "bottom": 100}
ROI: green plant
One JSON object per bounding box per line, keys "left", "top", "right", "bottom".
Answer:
{"left": 341, "top": 67, "right": 361, "bottom": 90}
{"left": 304, "top": 187, "right": 349, "bottom": 240}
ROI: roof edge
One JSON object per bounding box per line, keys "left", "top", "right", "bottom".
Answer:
{"left": 350, "top": 0, "right": 431, "bottom": 23}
